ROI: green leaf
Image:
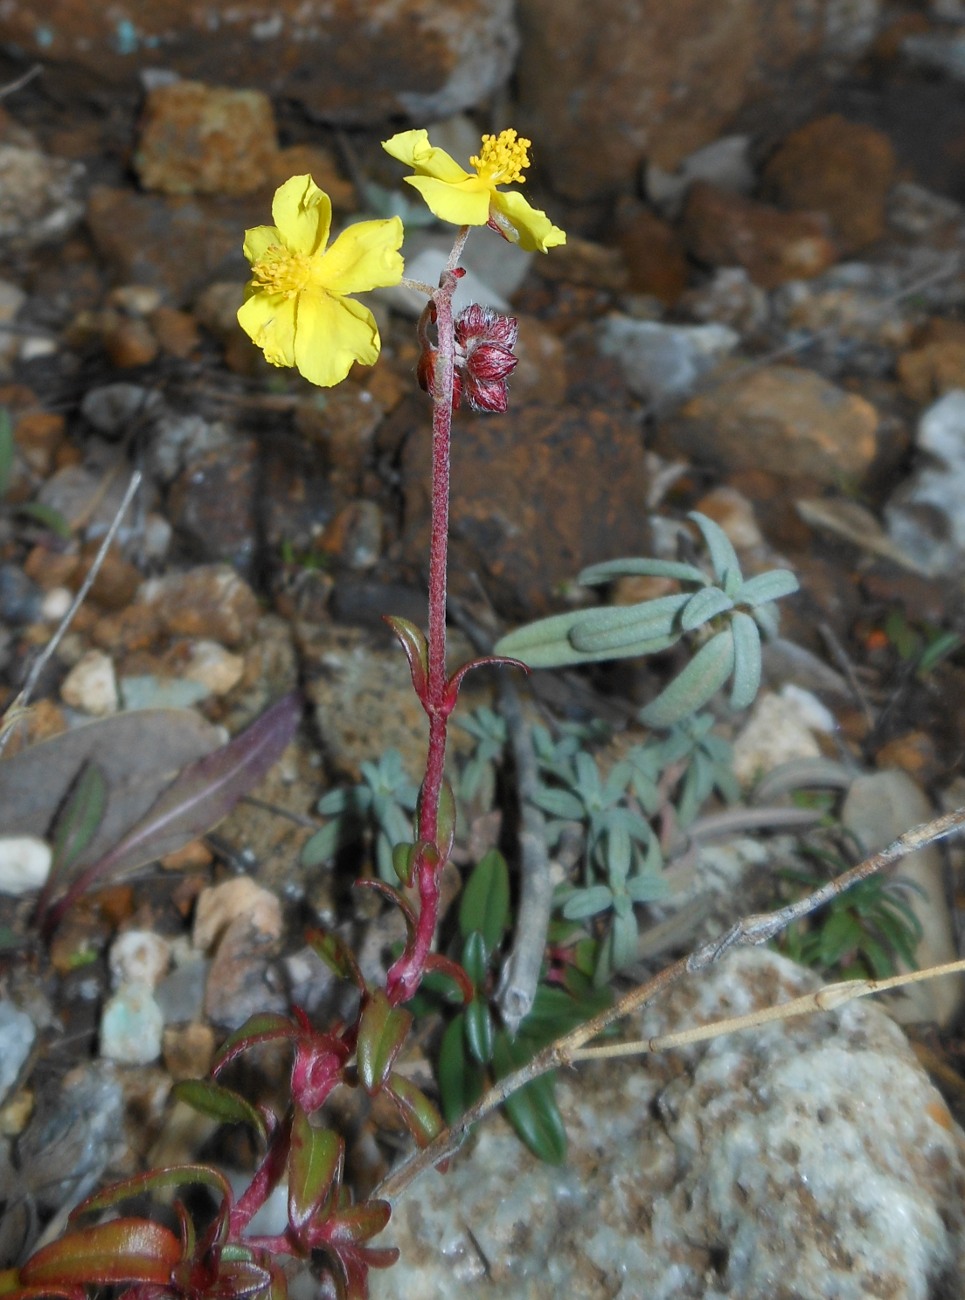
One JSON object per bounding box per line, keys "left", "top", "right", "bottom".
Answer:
{"left": 459, "top": 849, "right": 510, "bottom": 953}
{"left": 689, "top": 512, "right": 742, "bottom": 595}
{"left": 392, "top": 840, "right": 416, "bottom": 887}
{"left": 464, "top": 996, "right": 495, "bottom": 1065}
{"left": 301, "top": 819, "right": 354, "bottom": 866}
{"left": 357, "top": 990, "right": 412, "bottom": 1095}
{"left": 529, "top": 786, "right": 586, "bottom": 820}
{"left": 680, "top": 585, "right": 734, "bottom": 630}
{"left": 578, "top": 556, "right": 707, "bottom": 585}
{"left": 48, "top": 761, "right": 107, "bottom": 883}
{"left": 307, "top": 929, "right": 365, "bottom": 988}
{"left": 15, "top": 502, "right": 72, "bottom": 539}
{"left": 384, "top": 615, "right": 429, "bottom": 701}
{"left": 288, "top": 1109, "right": 342, "bottom": 1231}
{"left": 733, "top": 569, "right": 799, "bottom": 607}
{"left": 609, "top": 908, "right": 639, "bottom": 971}
{"left": 0, "top": 408, "right": 14, "bottom": 498}
{"left": 461, "top": 929, "right": 488, "bottom": 987}
{"left": 493, "top": 1035, "right": 566, "bottom": 1165}
{"left": 384, "top": 1072, "right": 444, "bottom": 1147}
{"left": 639, "top": 629, "right": 736, "bottom": 728}
{"left": 438, "top": 1014, "right": 484, "bottom": 1123}
{"left": 729, "top": 610, "right": 762, "bottom": 711}
{"left": 172, "top": 1080, "right": 268, "bottom": 1141}
{"left": 605, "top": 823, "right": 632, "bottom": 888}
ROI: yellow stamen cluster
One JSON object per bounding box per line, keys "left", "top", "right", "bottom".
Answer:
{"left": 470, "top": 129, "right": 532, "bottom": 186}
{"left": 251, "top": 245, "right": 312, "bottom": 298}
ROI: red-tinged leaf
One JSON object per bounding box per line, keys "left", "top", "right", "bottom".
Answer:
{"left": 0, "top": 1285, "right": 85, "bottom": 1300}
{"left": 422, "top": 952, "right": 474, "bottom": 1004}
{"left": 434, "top": 778, "right": 456, "bottom": 861}
{"left": 21, "top": 1220, "right": 180, "bottom": 1288}
{"left": 73, "top": 1163, "right": 233, "bottom": 1221}
{"left": 442, "top": 654, "right": 528, "bottom": 713}
{"left": 354, "top": 877, "right": 418, "bottom": 934}
{"left": 201, "top": 1256, "right": 275, "bottom": 1300}
{"left": 288, "top": 1109, "right": 343, "bottom": 1233}
{"left": 384, "top": 1072, "right": 444, "bottom": 1147}
{"left": 172, "top": 1080, "right": 268, "bottom": 1142}
{"left": 212, "top": 1013, "right": 300, "bottom": 1073}
{"left": 384, "top": 616, "right": 429, "bottom": 704}
{"left": 307, "top": 929, "right": 364, "bottom": 988}
{"left": 44, "top": 695, "right": 301, "bottom": 930}
{"left": 326, "top": 1199, "right": 392, "bottom": 1244}
{"left": 357, "top": 990, "right": 412, "bottom": 1095}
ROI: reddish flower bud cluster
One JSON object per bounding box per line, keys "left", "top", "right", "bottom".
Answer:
{"left": 418, "top": 302, "right": 519, "bottom": 413}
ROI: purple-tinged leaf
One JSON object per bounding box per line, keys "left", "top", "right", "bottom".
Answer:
{"left": 72, "top": 1164, "right": 233, "bottom": 1220}
{"left": 422, "top": 952, "right": 474, "bottom": 1005}
{"left": 307, "top": 929, "right": 364, "bottom": 989}
{"left": 43, "top": 695, "right": 300, "bottom": 930}
{"left": 384, "top": 1072, "right": 444, "bottom": 1147}
{"left": 20, "top": 1220, "right": 181, "bottom": 1288}
{"left": 354, "top": 877, "right": 418, "bottom": 936}
{"left": 212, "top": 1013, "right": 300, "bottom": 1074}
{"left": 288, "top": 1109, "right": 343, "bottom": 1233}
{"left": 326, "top": 1199, "right": 393, "bottom": 1245}
{"left": 384, "top": 616, "right": 429, "bottom": 704}
{"left": 173, "top": 1080, "right": 268, "bottom": 1142}
{"left": 357, "top": 990, "right": 412, "bottom": 1095}
{"left": 443, "top": 654, "right": 527, "bottom": 714}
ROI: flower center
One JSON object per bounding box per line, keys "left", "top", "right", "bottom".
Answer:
{"left": 470, "top": 129, "right": 531, "bottom": 187}
{"left": 250, "top": 244, "right": 313, "bottom": 298}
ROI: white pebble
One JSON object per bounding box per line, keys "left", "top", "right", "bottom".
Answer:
{"left": 100, "top": 981, "right": 164, "bottom": 1064}
{"left": 0, "top": 836, "right": 51, "bottom": 895}
{"left": 109, "top": 930, "right": 171, "bottom": 990}
{"left": 60, "top": 649, "right": 118, "bottom": 715}
{"left": 41, "top": 586, "right": 73, "bottom": 622}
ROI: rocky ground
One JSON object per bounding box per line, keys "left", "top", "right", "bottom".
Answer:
{"left": 4, "top": 1, "right": 965, "bottom": 1296}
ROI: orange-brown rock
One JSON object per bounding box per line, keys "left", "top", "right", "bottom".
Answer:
{"left": 896, "top": 319, "right": 965, "bottom": 405}
{"left": 516, "top": 0, "right": 880, "bottom": 199}
{"left": 135, "top": 82, "right": 279, "bottom": 197}
{"left": 655, "top": 364, "right": 879, "bottom": 484}
{"left": 615, "top": 205, "right": 690, "bottom": 304}
{"left": 761, "top": 114, "right": 896, "bottom": 253}
{"left": 0, "top": 1, "right": 517, "bottom": 126}
{"left": 680, "top": 182, "right": 838, "bottom": 289}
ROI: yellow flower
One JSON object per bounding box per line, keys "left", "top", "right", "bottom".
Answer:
{"left": 238, "top": 174, "right": 404, "bottom": 388}
{"left": 382, "top": 128, "right": 566, "bottom": 254}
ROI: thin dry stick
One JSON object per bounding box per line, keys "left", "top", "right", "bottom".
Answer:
{"left": 377, "top": 803, "right": 965, "bottom": 1202}
{"left": 0, "top": 63, "right": 41, "bottom": 100}
{"left": 0, "top": 469, "right": 142, "bottom": 756}
{"left": 572, "top": 957, "right": 965, "bottom": 1061}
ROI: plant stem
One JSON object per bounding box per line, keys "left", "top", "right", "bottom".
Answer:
{"left": 387, "top": 229, "right": 469, "bottom": 1004}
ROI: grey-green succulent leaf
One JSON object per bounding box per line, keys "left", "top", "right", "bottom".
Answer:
{"left": 680, "top": 585, "right": 735, "bottom": 631}
{"left": 689, "top": 512, "right": 743, "bottom": 596}
{"left": 729, "top": 611, "right": 763, "bottom": 711}
{"left": 639, "top": 629, "right": 736, "bottom": 728}
{"left": 578, "top": 557, "right": 707, "bottom": 586}
{"left": 734, "top": 569, "right": 800, "bottom": 607}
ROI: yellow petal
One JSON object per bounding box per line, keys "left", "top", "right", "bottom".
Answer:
{"left": 492, "top": 189, "right": 567, "bottom": 254}
{"left": 382, "top": 130, "right": 469, "bottom": 184}
{"left": 271, "top": 175, "right": 331, "bottom": 256}
{"left": 320, "top": 217, "right": 404, "bottom": 295}
{"left": 243, "top": 224, "right": 281, "bottom": 266}
{"left": 293, "top": 290, "right": 380, "bottom": 387}
{"left": 237, "top": 291, "right": 297, "bottom": 369}
{"left": 403, "top": 174, "right": 492, "bottom": 227}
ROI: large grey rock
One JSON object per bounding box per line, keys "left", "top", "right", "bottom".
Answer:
{"left": 885, "top": 390, "right": 965, "bottom": 577}
{"left": 374, "top": 949, "right": 965, "bottom": 1298}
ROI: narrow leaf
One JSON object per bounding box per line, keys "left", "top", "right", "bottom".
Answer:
{"left": 288, "top": 1109, "right": 342, "bottom": 1232}
{"left": 0, "top": 408, "right": 13, "bottom": 498}
{"left": 458, "top": 849, "right": 510, "bottom": 953}
{"left": 689, "top": 511, "right": 743, "bottom": 594}
{"left": 22, "top": 1221, "right": 180, "bottom": 1288}
{"left": 49, "top": 761, "right": 108, "bottom": 883}
{"left": 569, "top": 593, "right": 690, "bottom": 649}
{"left": 680, "top": 585, "right": 734, "bottom": 630}
{"left": 73, "top": 1164, "right": 232, "bottom": 1218}
{"left": 493, "top": 1035, "right": 566, "bottom": 1165}
{"left": 357, "top": 990, "right": 412, "bottom": 1095}
{"left": 733, "top": 569, "right": 799, "bottom": 607}
{"left": 578, "top": 557, "right": 707, "bottom": 585}
{"left": 422, "top": 952, "right": 474, "bottom": 1004}
{"left": 384, "top": 615, "right": 429, "bottom": 703}
{"left": 47, "top": 695, "right": 300, "bottom": 926}
{"left": 384, "top": 1072, "right": 444, "bottom": 1147}
{"left": 172, "top": 1080, "right": 268, "bottom": 1142}
{"left": 561, "top": 885, "right": 613, "bottom": 920}
{"left": 438, "top": 1014, "right": 484, "bottom": 1123}
{"left": 729, "top": 611, "right": 762, "bottom": 711}
{"left": 307, "top": 929, "right": 365, "bottom": 988}
{"left": 639, "top": 630, "right": 735, "bottom": 729}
